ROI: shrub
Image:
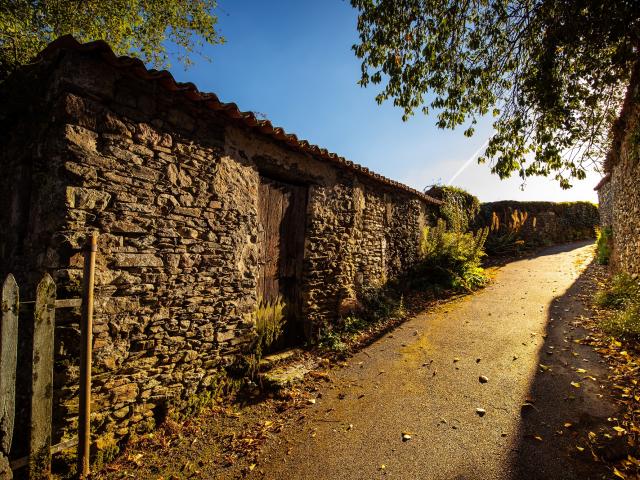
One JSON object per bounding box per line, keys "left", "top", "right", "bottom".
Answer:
{"left": 317, "top": 328, "right": 348, "bottom": 353}
{"left": 595, "top": 226, "right": 613, "bottom": 265}
{"left": 595, "top": 273, "right": 640, "bottom": 309}
{"left": 318, "top": 288, "right": 407, "bottom": 353}
{"left": 596, "top": 273, "right": 640, "bottom": 339}
{"left": 600, "top": 303, "right": 640, "bottom": 338}
{"left": 246, "top": 296, "right": 286, "bottom": 377}
{"left": 254, "top": 295, "right": 286, "bottom": 352}
{"left": 484, "top": 208, "right": 535, "bottom": 255}
{"left": 417, "top": 218, "right": 488, "bottom": 291}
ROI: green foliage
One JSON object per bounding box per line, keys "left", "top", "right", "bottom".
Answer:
{"left": 595, "top": 273, "right": 640, "bottom": 310}
{"left": 596, "top": 273, "right": 640, "bottom": 339}
{"left": 418, "top": 219, "right": 488, "bottom": 291}
{"left": 254, "top": 296, "right": 286, "bottom": 353}
{"left": 0, "top": 1, "right": 224, "bottom": 79}
{"left": 246, "top": 296, "right": 286, "bottom": 377}
{"left": 595, "top": 226, "right": 613, "bottom": 265}
{"left": 317, "top": 328, "right": 349, "bottom": 353}
{"left": 485, "top": 209, "right": 534, "bottom": 255}
{"left": 600, "top": 302, "right": 640, "bottom": 339}
{"left": 318, "top": 288, "right": 407, "bottom": 353}
{"left": 426, "top": 185, "right": 480, "bottom": 232}
{"left": 351, "top": 0, "right": 638, "bottom": 187}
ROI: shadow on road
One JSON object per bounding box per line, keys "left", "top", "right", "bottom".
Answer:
{"left": 507, "top": 258, "right": 617, "bottom": 479}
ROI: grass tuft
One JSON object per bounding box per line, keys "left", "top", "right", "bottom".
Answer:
{"left": 595, "top": 226, "right": 613, "bottom": 265}
{"left": 596, "top": 273, "right": 640, "bottom": 338}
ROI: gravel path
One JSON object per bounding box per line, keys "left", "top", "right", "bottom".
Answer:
{"left": 256, "top": 242, "right": 617, "bottom": 480}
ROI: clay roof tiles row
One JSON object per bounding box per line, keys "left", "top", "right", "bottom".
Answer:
{"left": 39, "top": 36, "right": 440, "bottom": 205}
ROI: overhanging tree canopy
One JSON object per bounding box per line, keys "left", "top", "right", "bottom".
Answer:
{"left": 351, "top": 0, "right": 639, "bottom": 187}
{"left": 0, "top": 0, "right": 223, "bottom": 80}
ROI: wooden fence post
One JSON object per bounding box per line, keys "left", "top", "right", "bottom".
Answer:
{"left": 78, "top": 232, "right": 97, "bottom": 479}
{"left": 29, "top": 274, "right": 56, "bottom": 479}
{"left": 1, "top": 275, "right": 19, "bottom": 478}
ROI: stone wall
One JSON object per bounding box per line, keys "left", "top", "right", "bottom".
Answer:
{"left": 596, "top": 75, "right": 640, "bottom": 274}
{"left": 597, "top": 178, "right": 613, "bottom": 228}
{"left": 0, "top": 42, "right": 437, "bottom": 448}
{"left": 476, "top": 201, "right": 599, "bottom": 248}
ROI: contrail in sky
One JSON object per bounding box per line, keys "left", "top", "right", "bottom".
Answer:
{"left": 448, "top": 138, "right": 490, "bottom": 185}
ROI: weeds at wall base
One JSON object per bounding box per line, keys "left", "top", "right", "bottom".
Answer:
{"left": 595, "top": 227, "right": 613, "bottom": 265}
{"left": 595, "top": 272, "right": 640, "bottom": 338}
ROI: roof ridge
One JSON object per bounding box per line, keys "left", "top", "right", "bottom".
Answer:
{"left": 37, "top": 35, "right": 440, "bottom": 205}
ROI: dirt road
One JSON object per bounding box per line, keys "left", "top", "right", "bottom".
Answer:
{"left": 256, "top": 242, "right": 617, "bottom": 479}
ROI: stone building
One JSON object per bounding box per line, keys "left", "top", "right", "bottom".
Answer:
{"left": 0, "top": 37, "right": 439, "bottom": 443}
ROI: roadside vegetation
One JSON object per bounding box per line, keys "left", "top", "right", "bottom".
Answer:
{"left": 595, "top": 273, "right": 640, "bottom": 338}
{"left": 582, "top": 257, "right": 640, "bottom": 479}
{"left": 595, "top": 227, "right": 613, "bottom": 265}
{"left": 318, "top": 287, "right": 407, "bottom": 354}
{"left": 484, "top": 209, "right": 534, "bottom": 255}
{"left": 416, "top": 219, "right": 488, "bottom": 292}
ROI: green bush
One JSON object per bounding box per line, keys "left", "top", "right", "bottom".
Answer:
{"left": 595, "top": 226, "right": 613, "bottom": 265}
{"left": 245, "top": 296, "right": 286, "bottom": 377}
{"left": 595, "top": 273, "right": 640, "bottom": 309}
{"left": 317, "top": 328, "right": 348, "bottom": 353}
{"left": 484, "top": 209, "right": 534, "bottom": 255}
{"left": 417, "top": 218, "right": 488, "bottom": 291}
{"left": 600, "top": 303, "right": 640, "bottom": 338}
{"left": 318, "top": 289, "right": 407, "bottom": 353}
{"left": 596, "top": 273, "right": 640, "bottom": 338}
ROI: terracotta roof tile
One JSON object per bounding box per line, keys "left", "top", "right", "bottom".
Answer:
{"left": 38, "top": 35, "right": 440, "bottom": 205}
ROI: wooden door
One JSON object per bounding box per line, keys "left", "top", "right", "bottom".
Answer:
{"left": 257, "top": 177, "right": 307, "bottom": 347}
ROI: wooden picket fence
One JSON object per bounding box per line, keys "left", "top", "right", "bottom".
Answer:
{"left": 0, "top": 232, "right": 97, "bottom": 479}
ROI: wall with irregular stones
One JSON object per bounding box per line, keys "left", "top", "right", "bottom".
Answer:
{"left": 597, "top": 78, "right": 640, "bottom": 275}
{"left": 0, "top": 44, "right": 437, "bottom": 449}
{"left": 476, "top": 201, "right": 599, "bottom": 249}
{"left": 597, "top": 179, "right": 613, "bottom": 228}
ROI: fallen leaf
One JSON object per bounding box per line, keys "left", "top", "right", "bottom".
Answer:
{"left": 576, "top": 368, "right": 587, "bottom": 373}
{"left": 571, "top": 382, "right": 581, "bottom": 388}
{"left": 613, "top": 467, "right": 626, "bottom": 479}
{"left": 564, "top": 422, "right": 573, "bottom": 428}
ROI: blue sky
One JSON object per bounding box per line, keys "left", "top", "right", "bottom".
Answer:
{"left": 165, "top": 0, "right": 601, "bottom": 202}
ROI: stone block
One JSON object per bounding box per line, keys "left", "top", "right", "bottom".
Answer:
{"left": 65, "top": 186, "right": 111, "bottom": 211}
{"left": 114, "top": 253, "right": 163, "bottom": 268}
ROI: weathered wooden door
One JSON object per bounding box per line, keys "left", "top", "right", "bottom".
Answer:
{"left": 257, "top": 177, "right": 307, "bottom": 347}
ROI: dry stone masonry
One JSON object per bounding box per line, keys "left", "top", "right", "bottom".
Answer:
{"left": 478, "top": 201, "right": 598, "bottom": 247}
{"left": 596, "top": 67, "right": 640, "bottom": 275}
{"left": 0, "top": 38, "right": 438, "bottom": 447}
